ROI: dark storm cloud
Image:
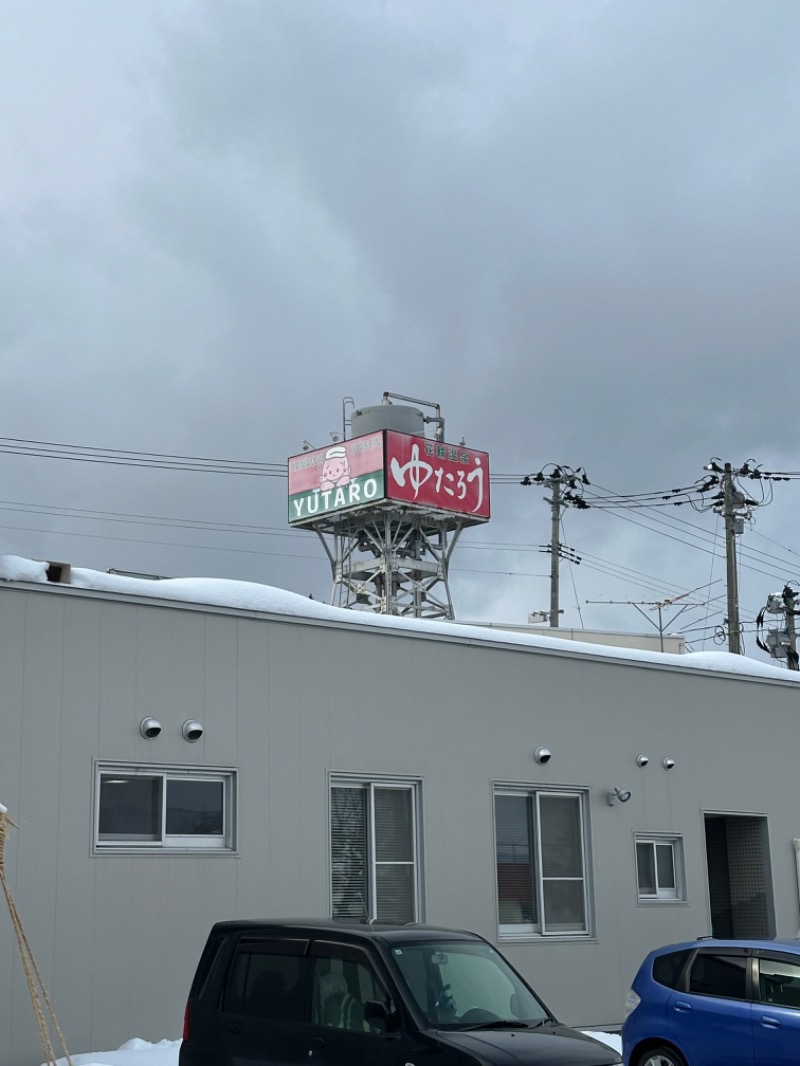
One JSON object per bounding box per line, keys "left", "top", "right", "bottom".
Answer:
{"left": 142, "top": 2, "right": 800, "bottom": 464}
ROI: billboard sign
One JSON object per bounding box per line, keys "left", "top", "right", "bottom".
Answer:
{"left": 385, "top": 432, "right": 490, "bottom": 519}
{"left": 288, "top": 433, "right": 386, "bottom": 525}
{"left": 288, "top": 431, "right": 490, "bottom": 525}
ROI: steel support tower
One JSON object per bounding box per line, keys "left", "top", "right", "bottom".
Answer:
{"left": 315, "top": 508, "right": 465, "bottom": 618}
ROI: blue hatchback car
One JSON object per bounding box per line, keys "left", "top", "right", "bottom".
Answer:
{"left": 622, "top": 938, "right": 800, "bottom": 1066}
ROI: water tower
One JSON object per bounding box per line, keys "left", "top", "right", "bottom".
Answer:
{"left": 287, "top": 392, "right": 490, "bottom": 619}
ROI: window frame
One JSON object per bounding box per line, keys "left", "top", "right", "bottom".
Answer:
{"left": 309, "top": 940, "right": 393, "bottom": 1034}
{"left": 757, "top": 952, "right": 800, "bottom": 1008}
{"left": 329, "top": 774, "right": 422, "bottom": 924}
{"left": 635, "top": 834, "right": 686, "bottom": 902}
{"left": 494, "top": 785, "right": 591, "bottom": 940}
{"left": 222, "top": 937, "right": 309, "bottom": 1018}
{"left": 93, "top": 761, "right": 237, "bottom": 853}
{"left": 686, "top": 949, "right": 749, "bottom": 1000}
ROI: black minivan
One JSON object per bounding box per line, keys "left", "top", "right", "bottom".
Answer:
{"left": 179, "top": 919, "right": 620, "bottom": 1066}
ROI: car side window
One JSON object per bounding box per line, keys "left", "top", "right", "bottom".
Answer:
{"left": 311, "top": 948, "right": 390, "bottom": 1034}
{"left": 688, "top": 953, "right": 748, "bottom": 1000}
{"left": 223, "top": 940, "right": 307, "bottom": 1021}
{"left": 652, "top": 949, "right": 692, "bottom": 989}
{"left": 758, "top": 957, "right": 800, "bottom": 1008}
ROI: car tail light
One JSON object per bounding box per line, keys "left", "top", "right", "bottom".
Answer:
{"left": 182, "top": 1002, "right": 190, "bottom": 1041}
{"left": 623, "top": 989, "right": 640, "bottom": 1018}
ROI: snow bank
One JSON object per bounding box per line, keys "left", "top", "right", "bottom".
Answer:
{"left": 1, "top": 554, "right": 793, "bottom": 684}
{"left": 0, "top": 555, "right": 49, "bottom": 582}
{"left": 48, "top": 1038, "right": 180, "bottom": 1066}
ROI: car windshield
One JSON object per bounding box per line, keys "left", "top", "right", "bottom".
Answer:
{"left": 387, "top": 938, "right": 552, "bottom": 1030}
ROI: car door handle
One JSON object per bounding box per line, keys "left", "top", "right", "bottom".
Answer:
{"left": 673, "top": 1001, "right": 692, "bottom": 1013}
{"left": 226, "top": 1023, "right": 241, "bottom": 1035}
{"left": 309, "top": 1037, "right": 325, "bottom": 1049}
{"left": 760, "top": 1015, "right": 782, "bottom": 1029}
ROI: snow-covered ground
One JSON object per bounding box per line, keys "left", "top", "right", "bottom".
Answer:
{"left": 51, "top": 1041, "right": 181, "bottom": 1066}
{"left": 49, "top": 1029, "right": 622, "bottom": 1065}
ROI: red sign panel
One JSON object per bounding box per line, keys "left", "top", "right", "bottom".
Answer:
{"left": 385, "top": 432, "right": 490, "bottom": 519}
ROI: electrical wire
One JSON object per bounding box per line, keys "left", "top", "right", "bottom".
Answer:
{"left": 462, "top": 536, "right": 698, "bottom": 598}
{"left": 585, "top": 481, "right": 800, "bottom": 584}
{"left": 0, "top": 520, "right": 325, "bottom": 560}
{"left": 0, "top": 437, "right": 285, "bottom": 476}
{"left": 0, "top": 498, "right": 716, "bottom": 599}
{"left": 561, "top": 517, "right": 584, "bottom": 626}
{"left": 0, "top": 500, "right": 306, "bottom": 539}
{"left": 5, "top": 438, "right": 800, "bottom": 647}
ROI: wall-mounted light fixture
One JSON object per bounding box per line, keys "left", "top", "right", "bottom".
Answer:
{"left": 139, "top": 717, "right": 162, "bottom": 740}
{"left": 534, "top": 746, "right": 552, "bottom": 765}
{"left": 662, "top": 757, "right": 675, "bottom": 770}
{"left": 607, "top": 787, "right": 632, "bottom": 806}
{"left": 182, "top": 720, "right": 204, "bottom": 742}
{"left": 636, "top": 754, "right": 649, "bottom": 767}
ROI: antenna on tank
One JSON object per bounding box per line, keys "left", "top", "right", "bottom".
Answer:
{"left": 342, "top": 396, "right": 355, "bottom": 440}
{"left": 383, "top": 391, "right": 445, "bottom": 441}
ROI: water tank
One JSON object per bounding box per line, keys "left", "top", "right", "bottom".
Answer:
{"left": 350, "top": 404, "right": 424, "bottom": 437}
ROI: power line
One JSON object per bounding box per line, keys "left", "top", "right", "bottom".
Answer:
{"left": 0, "top": 497, "right": 705, "bottom": 593}
{"left": 0, "top": 499, "right": 304, "bottom": 538}
{"left": 0, "top": 520, "right": 325, "bottom": 560}
{"left": 5, "top": 438, "right": 800, "bottom": 644}
{"left": 0, "top": 437, "right": 285, "bottom": 476}
{"left": 0, "top": 497, "right": 715, "bottom": 596}
{"left": 585, "top": 479, "right": 799, "bottom": 583}
{"left": 0, "top": 511, "right": 544, "bottom": 580}
{"left": 4, "top": 436, "right": 799, "bottom": 579}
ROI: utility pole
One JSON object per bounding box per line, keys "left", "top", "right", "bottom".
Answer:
{"left": 702, "top": 460, "right": 757, "bottom": 656}
{"left": 722, "top": 462, "right": 742, "bottom": 654}
{"left": 548, "top": 474, "right": 562, "bottom": 628}
{"left": 786, "top": 586, "right": 799, "bottom": 669}
{"left": 539, "top": 541, "right": 582, "bottom": 626}
{"left": 522, "top": 465, "right": 589, "bottom": 627}
{"left": 756, "top": 585, "right": 800, "bottom": 670}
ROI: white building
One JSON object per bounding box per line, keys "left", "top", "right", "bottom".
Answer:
{"left": 1, "top": 555, "right": 797, "bottom": 1066}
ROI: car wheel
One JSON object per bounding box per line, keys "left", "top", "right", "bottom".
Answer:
{"left": 635, "top": 1047, "right": 687, "bottom": 1066}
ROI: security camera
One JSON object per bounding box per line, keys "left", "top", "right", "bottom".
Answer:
{"left": 534, "top": 746, "right": 552, "bottom": 765}
{"left": 182, "top": 720, "right": 204, "bottom": 743}
{"left": 662, "top": 757, "right": 675, "bottom": 770}
{"left": 636, "top": 754, "right": 649, "bottom": 767}
{"left": 139, "top": 717, "right": 162, "bottom": 740}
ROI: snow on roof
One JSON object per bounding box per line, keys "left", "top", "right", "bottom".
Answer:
{"left": 0, "top": 554, "right": 796, "bottom": 684}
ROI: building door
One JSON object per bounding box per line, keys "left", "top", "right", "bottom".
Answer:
{"left": 704, "top": 814, "right": 775, "bottom": 938}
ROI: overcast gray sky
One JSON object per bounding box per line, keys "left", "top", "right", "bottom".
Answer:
{"left": 3, "top": 0, "right": 800, "bottom": 660}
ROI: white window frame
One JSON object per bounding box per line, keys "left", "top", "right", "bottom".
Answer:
{"left": 329, "top": 774, "right": 422, "bottom": 924}
{"left": 94, "top": 762, "right": 237, "bottom": 853}
{"left": 494, "top": 787, "right": 591, "bottom": 940}
{"left": 635, "top": 834, "right": 686, "bottom": 901}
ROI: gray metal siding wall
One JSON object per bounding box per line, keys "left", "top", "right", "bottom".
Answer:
{"left": 0, "top": 588, "right": 26, "bottom": 1065}
{"left": 0, "top": 590, "right": 243, "bottom": 1066}
{"left": 2, "top": 584, "right": 800, "bottom": 1066}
